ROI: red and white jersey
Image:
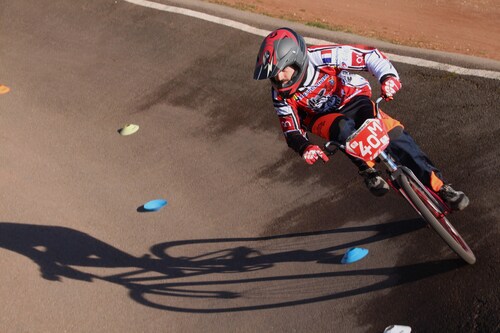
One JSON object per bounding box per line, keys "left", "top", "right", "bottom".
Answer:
{"left": 273, "top": 44, "right": 399, "bottom": 140}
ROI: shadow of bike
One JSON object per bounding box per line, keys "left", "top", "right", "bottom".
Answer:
{"left": 0, "top": 220, "right": 463, "bottom": 313}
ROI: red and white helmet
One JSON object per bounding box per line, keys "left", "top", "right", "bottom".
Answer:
{"left": 253, "top": 28, "right": 309, "bottom": 97}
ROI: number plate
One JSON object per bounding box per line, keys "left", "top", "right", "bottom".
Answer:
{"left": 345, "top": 119, "right": 390, "bottom": 161}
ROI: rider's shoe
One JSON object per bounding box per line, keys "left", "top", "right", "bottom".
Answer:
{"left": 438, "top": 184, "right": 469, "bottom": 211}
{"left": 359, "top": 168, "right": 390, "bottom": 197}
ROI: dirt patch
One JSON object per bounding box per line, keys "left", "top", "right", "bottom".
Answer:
{"left": 207, "top": 0, "right": 500, "bottom": 61}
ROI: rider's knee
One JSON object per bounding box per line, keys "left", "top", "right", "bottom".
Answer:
{"left": 388, "top": 125, "right": 404, "bottom": 140}
{"left": 329, "top": 116, "right": 355, "bottom": 143}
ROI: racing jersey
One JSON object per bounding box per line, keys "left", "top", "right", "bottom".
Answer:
{"left": 272, "top": 44, "right": 399, "bottom": 154}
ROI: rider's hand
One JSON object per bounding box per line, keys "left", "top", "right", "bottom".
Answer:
{"left": 302, "top": 145, "right": 329, "bottom": 165}
{"left": 380, "top": 76, "right": 402, "bottom": 101}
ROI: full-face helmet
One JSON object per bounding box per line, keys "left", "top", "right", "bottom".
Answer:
{"left": 253, "top": 28, "right": 309, "bottom": 97}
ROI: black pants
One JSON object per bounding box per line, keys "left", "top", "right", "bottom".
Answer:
{"left": 326, "top": 96, "right": 445, "bottom": 189}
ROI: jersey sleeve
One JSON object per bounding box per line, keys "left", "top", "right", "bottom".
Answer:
{"left": 308, "top": 44, "right": 399, "bottom": 82}
{"left": 272, "top": 89, "right": 310, "bottom": 154}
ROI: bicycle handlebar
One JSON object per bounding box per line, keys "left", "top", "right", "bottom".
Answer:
{"left": 374, "top": 96, "right": 384, "bottom": 118}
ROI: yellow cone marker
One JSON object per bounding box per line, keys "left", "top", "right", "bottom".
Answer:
{"left": 119, "top": 124, "right": 139, "bottom": 136}
{"left": 0, "top": 85, "right": 10, "bottom": 94}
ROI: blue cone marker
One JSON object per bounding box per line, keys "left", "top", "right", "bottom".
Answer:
{"left": 143, "top": 199, "right": 167, "bottom": 211}
{"left": 341, "top": 247, "right": 369, "bottom": 264}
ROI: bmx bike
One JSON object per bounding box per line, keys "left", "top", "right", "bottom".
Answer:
{"left": 324, "top": 97, "right": 476, "bottom": 264}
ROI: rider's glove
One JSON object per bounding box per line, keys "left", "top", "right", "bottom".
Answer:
{"left": 380, "top": 76, "right": 402, "bottom": 101}
{"left": 302, "top": 145, "right": 329, "bottom": 165}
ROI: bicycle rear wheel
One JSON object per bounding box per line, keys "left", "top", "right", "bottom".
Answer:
{"left": 398, "top": 173, "right": 476, "bottom": 264}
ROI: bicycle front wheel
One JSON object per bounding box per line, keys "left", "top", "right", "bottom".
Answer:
{"left": 399, "top": 173, "right": 476, "bottom": 264}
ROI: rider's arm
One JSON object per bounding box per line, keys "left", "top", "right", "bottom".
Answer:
{"left": 308, "top": 44, "right": 399, "bottom": 83}
{"left": 273, "top": 90, "right": 310, "bottom": 154}
{"left": 282, "top": 127, "right": 310, "bottom": 154}
{"left": 309, "top": 44, "right": 401, "bottom": 100}
{"left": 279, "top": 117, "right": 328, "bottom": 164}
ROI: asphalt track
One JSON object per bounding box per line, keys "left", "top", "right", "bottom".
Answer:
{"left": 0, "top": 0, "right": 499, "bottom": 332}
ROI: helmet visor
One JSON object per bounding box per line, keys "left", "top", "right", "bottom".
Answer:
{"left": 254, "top": 49, "right": 281, "bottom": 80}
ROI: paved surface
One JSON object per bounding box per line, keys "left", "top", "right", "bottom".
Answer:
{"left": 0, "top": 0, "right": 499, "bottom": 332}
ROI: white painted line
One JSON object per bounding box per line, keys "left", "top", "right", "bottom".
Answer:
{"left": 125, "top": 0, "right": 271, "bottom": 36}
{"left": 125, "top": 0, "right": 500, "bottom": 80}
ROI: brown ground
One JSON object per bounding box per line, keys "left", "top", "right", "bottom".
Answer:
{"left": 207, "top": 0, "right": 500, "bottom": 61}
{"left": 1, "top": 0, "right": 499, "bottom": 332}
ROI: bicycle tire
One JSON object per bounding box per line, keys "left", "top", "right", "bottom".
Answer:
{"left": 398, "top": 173, "right": 476, "bottom": 264}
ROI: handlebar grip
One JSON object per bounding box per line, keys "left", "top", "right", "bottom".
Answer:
{"left": 324, "top": 141, "right": 343, "bottom": 155}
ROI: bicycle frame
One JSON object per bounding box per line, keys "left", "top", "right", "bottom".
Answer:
{"left": 324, "top": 97, "right": 450, "bottom": 215}
{"left": 324, "top": 97, "right": 475, "bottom": 264}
